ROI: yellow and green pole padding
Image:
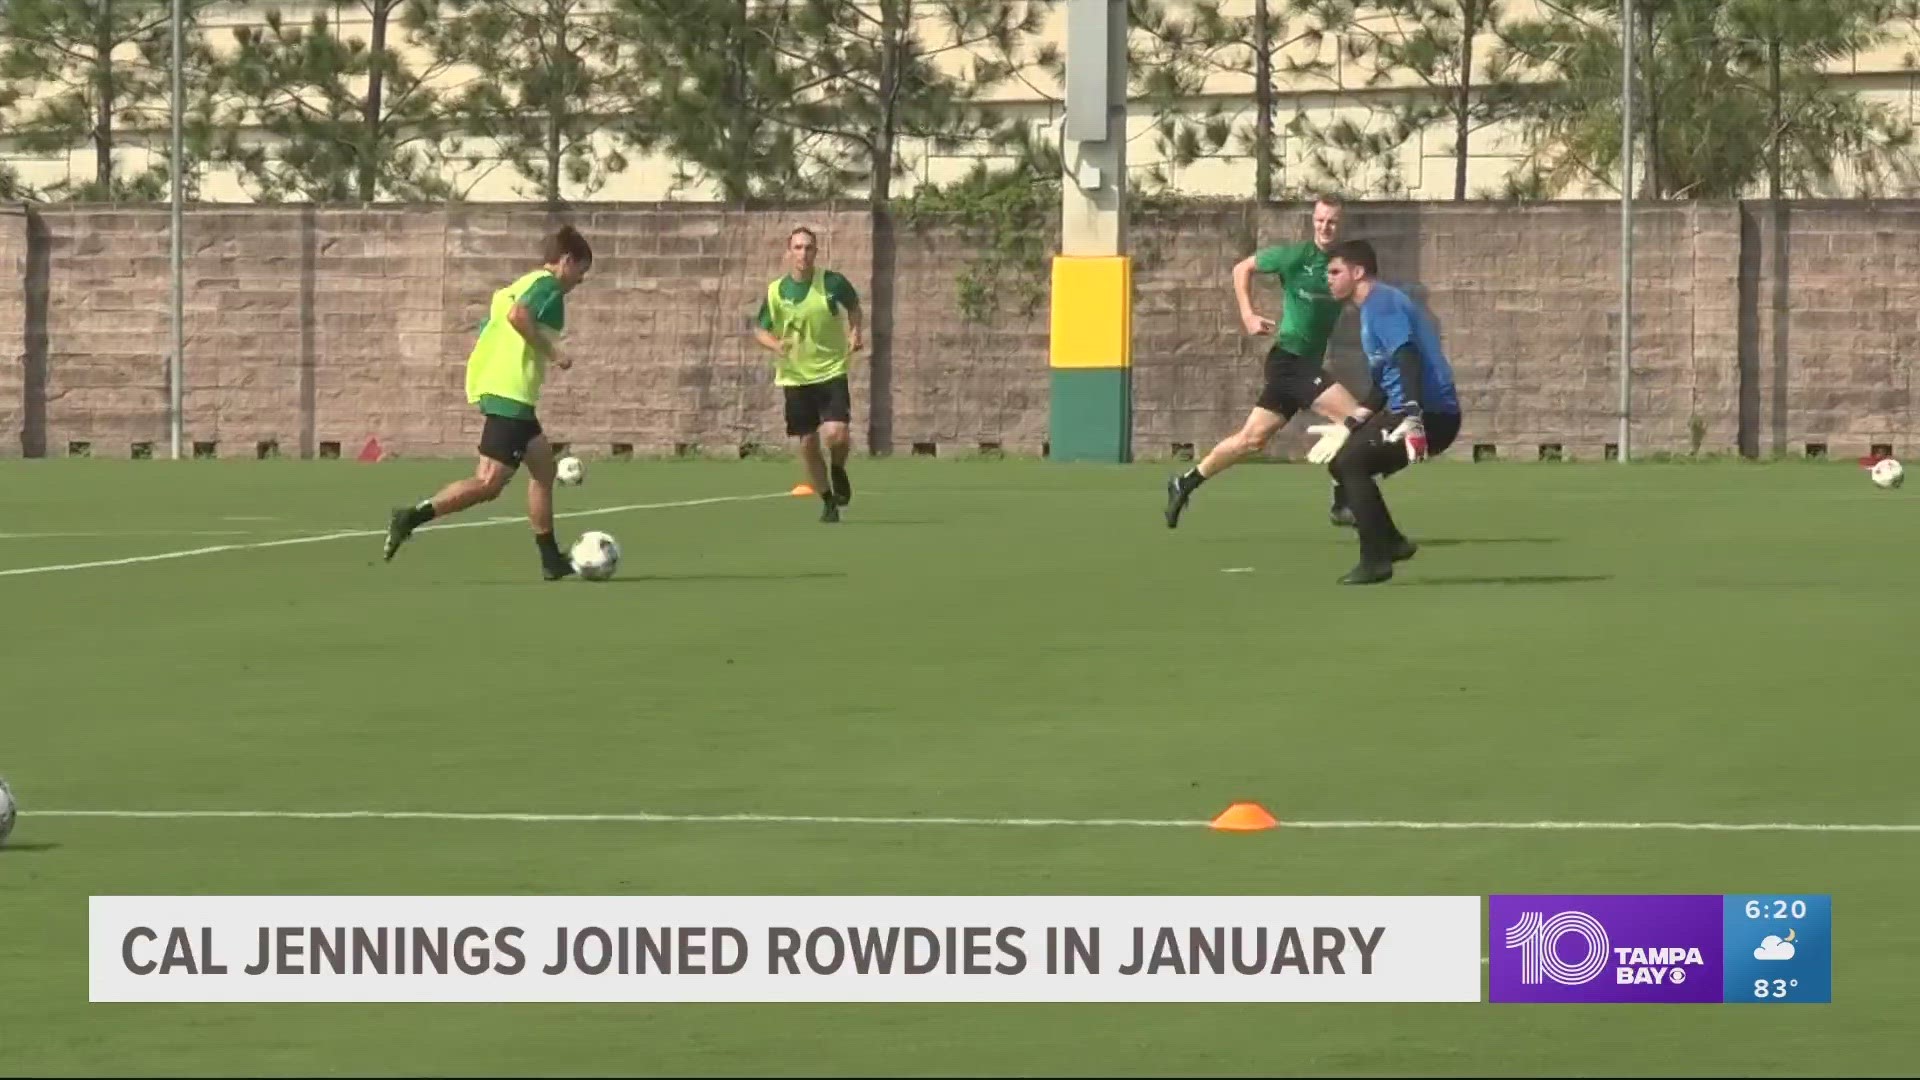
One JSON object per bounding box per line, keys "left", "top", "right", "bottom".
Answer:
{"left": 1047, "top": 255, "right": 1131, "bottom": 463}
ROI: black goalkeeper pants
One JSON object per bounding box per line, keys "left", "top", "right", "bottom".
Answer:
{"left": 1327, "top": 411, "right": 1461, "bottom": 560}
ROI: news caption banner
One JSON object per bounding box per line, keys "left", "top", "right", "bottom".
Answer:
{"left": 1489, "top": 894, "right": 1832, "bottom": 1004}
{"left": 89, "top": 896, "right": 1482, "bottom": 1003}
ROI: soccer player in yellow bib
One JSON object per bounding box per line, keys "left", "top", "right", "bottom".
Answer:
{"left": 752, "top": 226, "right": 863, "bottom": 522}
{"left": 382, "top": 225, "right": 593, "bottom": 579}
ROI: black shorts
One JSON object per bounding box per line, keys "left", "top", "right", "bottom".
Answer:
{"left": 1335, "top": 409, "right": 1463, "bottom": 479}
{"left": 784, "top": 376, "right": 852, "bottom": 437}
{"left": 478, "top": 412, "right": 542, "bottom": 468}
{"left": 1256, "top": 347, "right": 1333, "bottom": 419}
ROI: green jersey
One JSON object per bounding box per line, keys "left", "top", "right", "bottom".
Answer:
{"left": 465, "top": 268, "right": 566, "bottom": 419}
{"left": 1251, "top": 241, "right": 1341, "bottom": 361}
{"left": 756, "top": 269, "right": 860, "bottom": 386}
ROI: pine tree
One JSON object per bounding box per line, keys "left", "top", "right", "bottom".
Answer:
{"left": 410, "top": 0, "right": 626, "bottom": 206}
{"left": 1499, "top": 0, "right": 1913, "bottom": 199}
{"left": 1121, "top": 0, "right": 1336, "bottom": 200}
{"left": 1297, "top": 0, "right": 1531, "bottom": 200}
{"left": 602, "top": 0, "right": 806, "bottom": 200}
{"left": 216, "top": 1, "right": 454, "bottom": 202}
{"left": 0, "top": 0, "right": 221, "bottom": 200}
{"left": 768, "top": 0, "right": 1054, "bottom": 206}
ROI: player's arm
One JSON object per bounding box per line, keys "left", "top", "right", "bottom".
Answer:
{"left": 1367, "top": 313, "right": 1431, "bottom": 460}
{"left": 1382, "top": 344, "right": 1426, "bottom": 414}
{"left": 506, "top": 303, "right": 569, "bottom": 371}
{"left": 506, "top": 302, "right": 552, "bottom": 353}
{"left": 508, "top": 278, "right": 568, "bottom": 368}
{"left": 832, "top": 273, "right": 864, "bottom": 352}
{"left": 1232, "top": 248, "right": 1286, "bottom": 335}
{"left": 751, "top": 300, "right": 786, "bottom": 355}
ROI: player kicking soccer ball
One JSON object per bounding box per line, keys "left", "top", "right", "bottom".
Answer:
{"left": 382, "top": 225, "right": 593, "bottom": 580}
{"left": 1308, "top": 239, "right": 1463, "bottom": 585}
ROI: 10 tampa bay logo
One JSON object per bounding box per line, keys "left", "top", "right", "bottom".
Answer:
{"left": 1487, "top": 895, "right": 1724, "bottom": 1003}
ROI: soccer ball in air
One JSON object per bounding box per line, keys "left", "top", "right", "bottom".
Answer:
{"left": 569, "top": 530, "right": 621, "bottom": 581}
{"left": 556, "top": 455, "right": 586, "bottom": 486}
{"left": 0, "top": 777, "right": 16, "bottom": 848}
{"left": 1870, "top": 458, "right": 1904, "bottom": 490}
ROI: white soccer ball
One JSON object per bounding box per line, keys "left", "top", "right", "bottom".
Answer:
{"left": 1870, "top": 458, "right": 1904, "bottom": 490}
{"left": 0, "top": 777, "right": 16, "bottom": 848}
{"left": 569, "top": 530, "right": 621, "bottom": 581}
{"left": 556, "top": 455, "right": 586, "bottom": 486}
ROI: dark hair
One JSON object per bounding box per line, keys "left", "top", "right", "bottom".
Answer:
{"left": 1327, "top": 238, "right": 1378, "bottom": 276}
{"left": 1312, "top": 193, "right": 1345, "bottom": 209}
{"left": 788, "top": 226, "right": 818, "bottom": 245}
{"left": 544, "top": 224, "right": 592, "bottom": 267}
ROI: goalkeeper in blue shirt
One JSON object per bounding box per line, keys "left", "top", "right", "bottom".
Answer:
{"left": 1304, "top": 240, "right": 1463, "bottom": 585}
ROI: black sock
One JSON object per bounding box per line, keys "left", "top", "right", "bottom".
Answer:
{"left": 1330, "top": 481, "right": 1348, "bottom": 509}
{"left": 405, "top": 500, "right": 437, "bottom": 528}
{"left": 535, "top": 531, "right": 563, "bottom": 562}
{"left": 1178, "top": 467, "right": 1206, "bottom": 493}
{"left": 821, "top": 492, "right": 838, "bottom": 509}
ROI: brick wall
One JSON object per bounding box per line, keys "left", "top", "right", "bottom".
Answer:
{"left": 4, "top": 200, "right": 1916, "bottom": 460}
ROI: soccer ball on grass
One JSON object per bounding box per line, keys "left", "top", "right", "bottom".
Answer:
{"left": 569, "top": 530, "right": 621, "bottom": 581}
{"left": 1869, "top": 458, "right": 1904, "bottom": 490}
{"left": 556, "top": 455, "right": 586, "bottom": 486}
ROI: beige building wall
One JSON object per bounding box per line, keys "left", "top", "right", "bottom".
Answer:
{"left": 5, "top": 0, "right": 1920, "bottom": 201}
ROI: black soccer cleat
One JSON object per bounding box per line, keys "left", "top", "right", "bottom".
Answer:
{"left": 1329, "top": 505, "right": 1357, "bottom": 528}
{"left": 383, "top": 506, "right": 417, "bottom": 562}
{"left": 830, "top": 464, "right": 852, "bottom": 507}
{"left": 1164, "top": 476, "right": 1192, "bottom": 529}
{"left": 1386, "top": 538, "right": 1419, "bottom": 562}
{"left": 543, "top": 559, "right": 576, "bottom": 581}
{"left": 1339, "top": 560, "right": 1395, "bottom": 585}
{"left": 820, "top": 499, "right": 841, "bottom": 524}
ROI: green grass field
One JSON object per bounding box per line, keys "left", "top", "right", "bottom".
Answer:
{"left": 1, "top": 456, "right": 1914, "bottom": 1076}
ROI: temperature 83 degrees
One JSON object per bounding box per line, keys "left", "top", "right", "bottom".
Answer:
{"left": 1722, "top": 895, "right": 1832, "bottom": 1004}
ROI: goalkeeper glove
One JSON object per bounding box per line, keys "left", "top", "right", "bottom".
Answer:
{"left": 1305, "top": 413, "right": 1368, "bottom": 465}
{"left": 1385, "top": 411, "right": 1429, "bottom": 463}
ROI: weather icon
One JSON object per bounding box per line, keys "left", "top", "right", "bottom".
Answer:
{"left": 1755, "top": 929, "right": 1798, "bottom": 961}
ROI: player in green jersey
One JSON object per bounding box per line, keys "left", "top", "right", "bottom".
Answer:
{"left": 753, "top": 225, "right": 864, "bottom": 523}
{"left": 382, "top": 225, "right": 594, "bottom": 579}
{"left": 1163, "top": 196, "right": 1368, "bottom": 529}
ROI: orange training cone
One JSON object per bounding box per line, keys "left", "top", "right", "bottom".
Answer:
{"left": 790, "top": 483, "right": 816, "bottom": 496}
{"left": 1210, "top": 802, "right": 1279, "bottom": 832}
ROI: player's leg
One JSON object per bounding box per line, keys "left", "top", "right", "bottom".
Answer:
{"left": 819, "top": 376, "right": 854, "bottom": 507}
{"left": 383, "top": 416, "right": 524, "bottom": 561}
{"left": 1329, "top": 478, "right": 1356, "bottom": 528}
{"left": 1301, "top": 380, "right": 1363, "bottom": 528}
{"left": 786, "top": 385, "right": 839, "bottom": 522}
{"left": 1165, "top": 346, "right": 1307, "bottom": 527}
{"left": 521, "top": 433, "right": 573, "bottom": 580}
{"left": 1328, "top": 414, "right": 1417, "bottom": 585}
{"left": 1163, "top": 405, "right": 1285, "bottom": 528}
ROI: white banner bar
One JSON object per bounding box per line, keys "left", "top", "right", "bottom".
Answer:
{"left": 90, "top": 895, "right": 1481, "bottom": 1003}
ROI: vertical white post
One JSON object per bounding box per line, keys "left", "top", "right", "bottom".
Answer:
{"left": 169, "top": 0, "right": 186, "bottom": 459}
{"left": 1060, "top": 0, "right": 1127, "bottom": 257}
{"left": 1618, "top": 0, "right": 1634, "bottom": 462}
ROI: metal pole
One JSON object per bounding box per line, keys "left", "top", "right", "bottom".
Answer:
{"left": 168, "top": 0, "right": 185, "bottom": 460}
{"left": 1618, "top": 0, "right": 1633, "bottom": 462}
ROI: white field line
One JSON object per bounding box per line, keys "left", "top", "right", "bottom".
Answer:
{"left": 0, "top": 530, "right": 258, "bottom": 539}
{"left": 0, "top": 492, "right": 790, "bottom": 578}
{"left": 26, "top": 808, "right": 1920, "bottom": 833}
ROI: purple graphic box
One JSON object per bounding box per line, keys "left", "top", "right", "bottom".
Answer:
{"left": 1489, "top": 895, "right": 1723, "bottom": 1003}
